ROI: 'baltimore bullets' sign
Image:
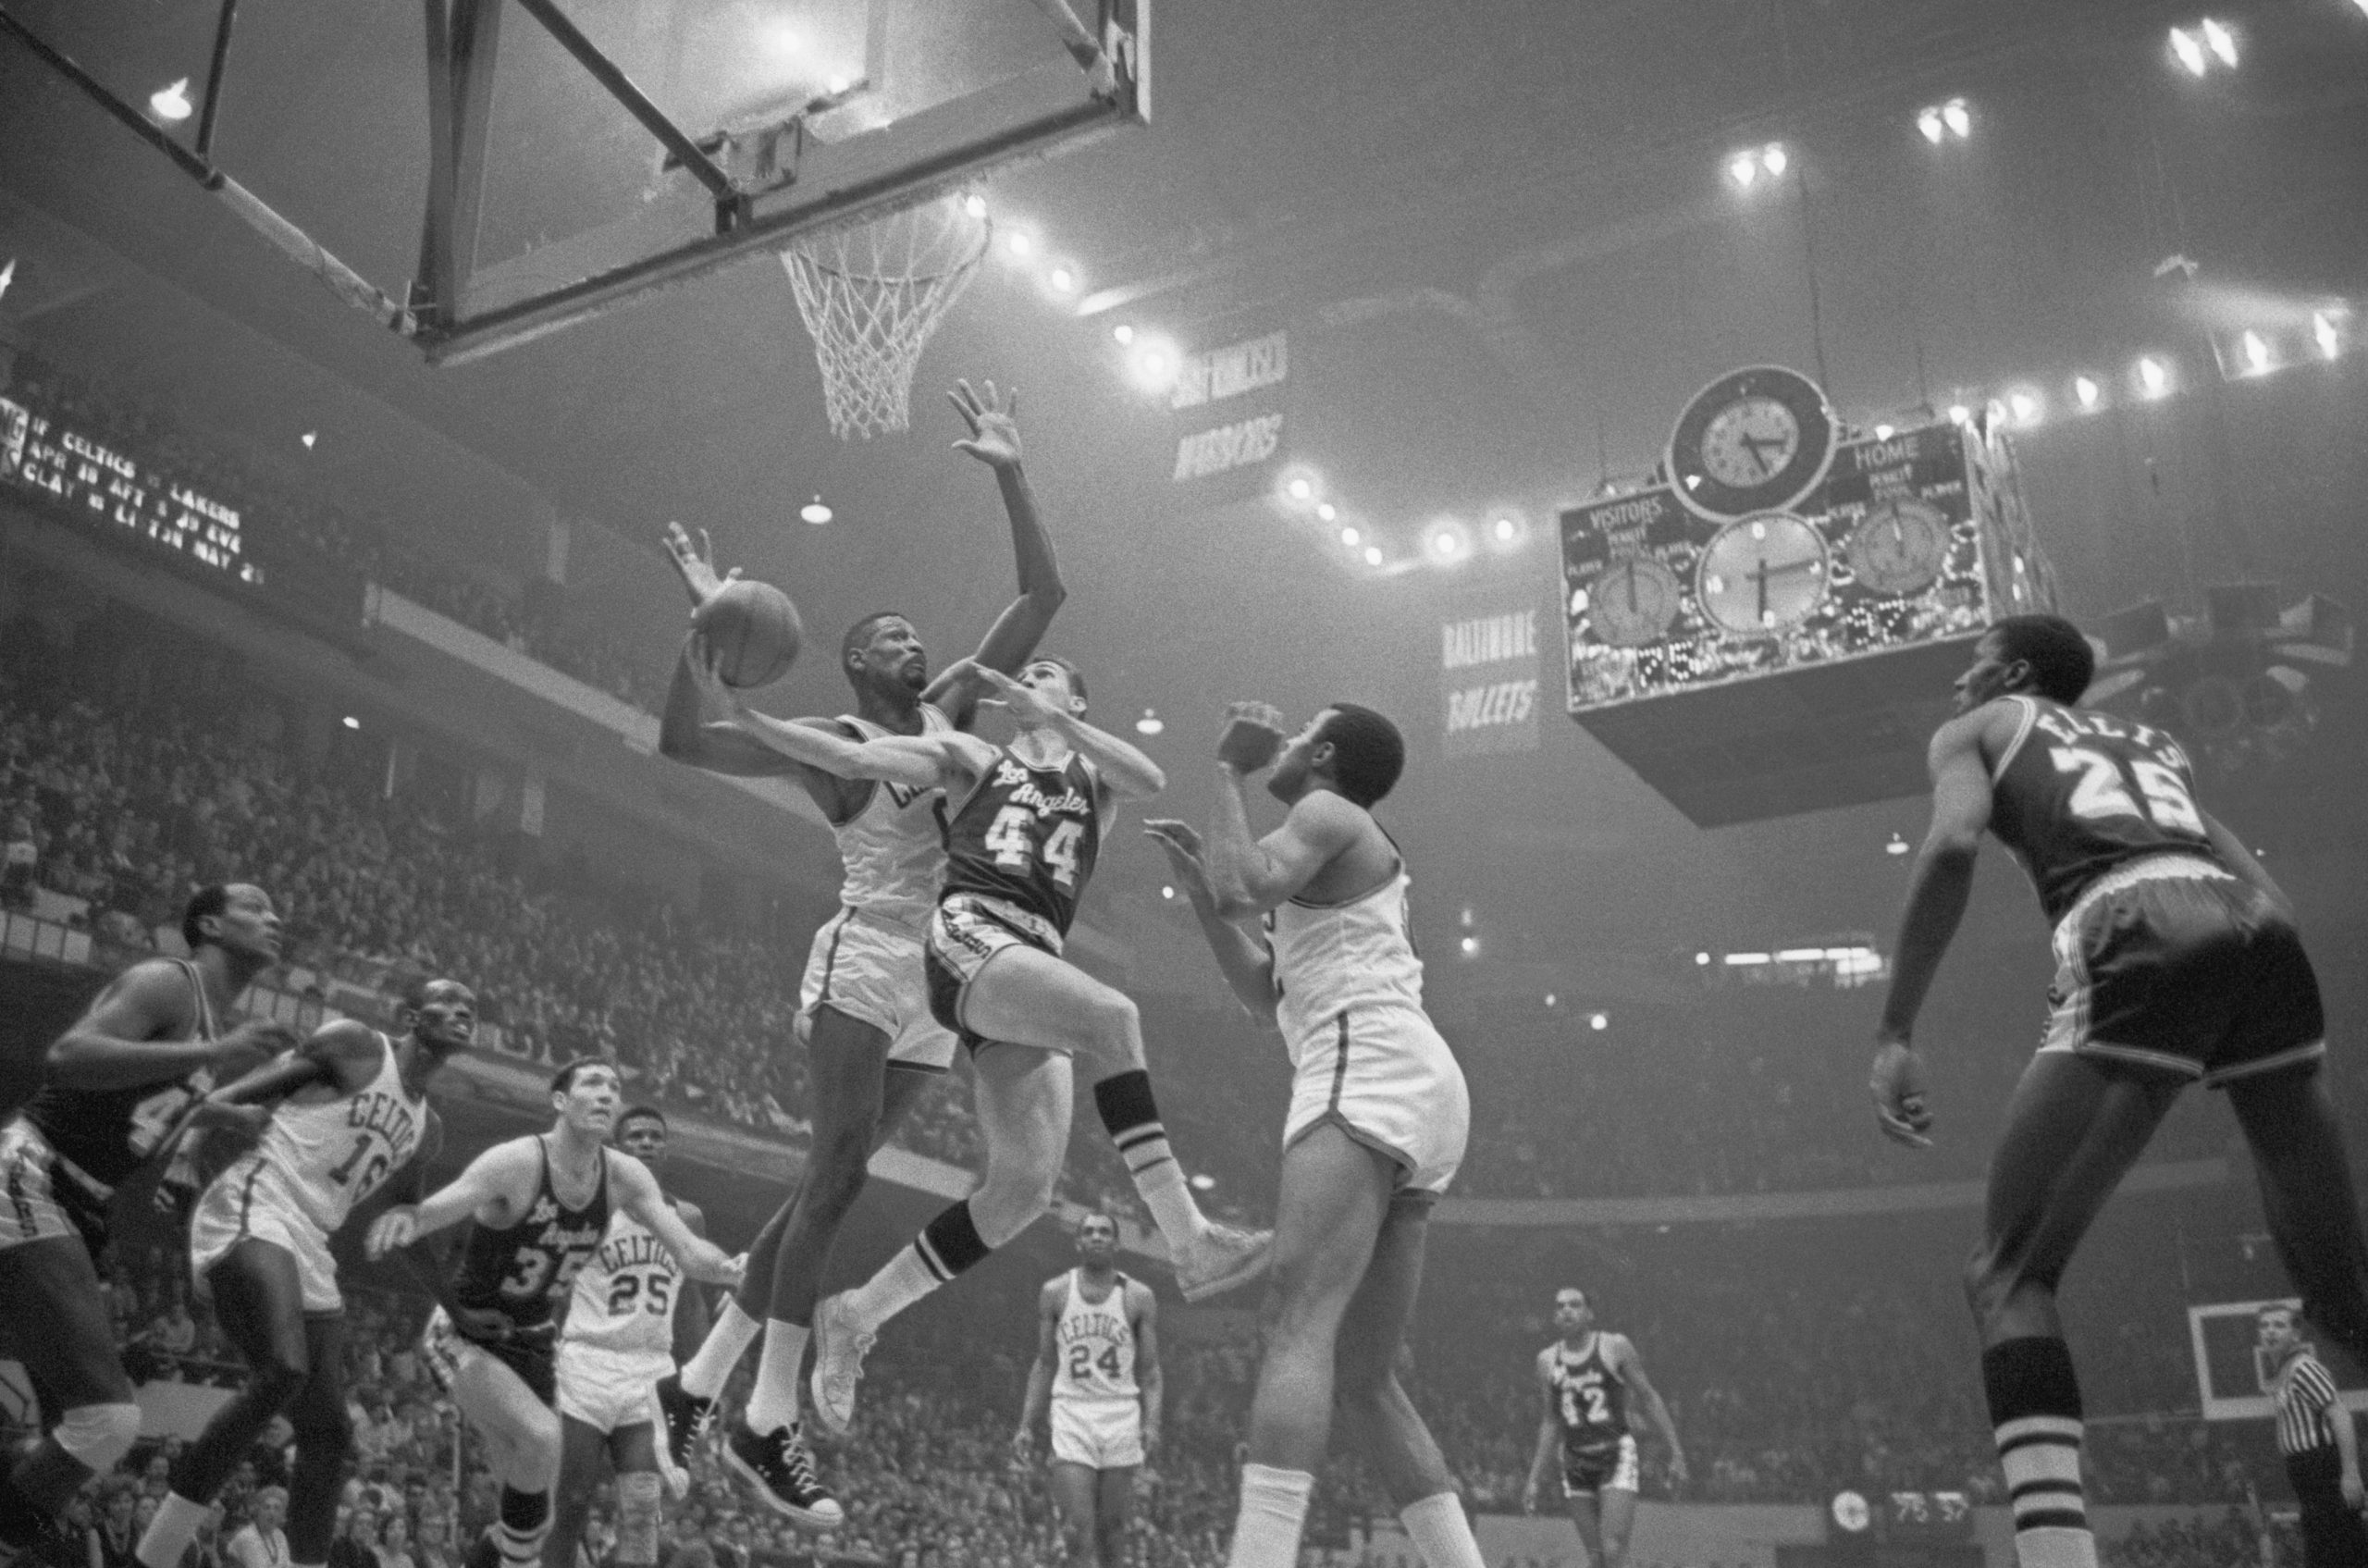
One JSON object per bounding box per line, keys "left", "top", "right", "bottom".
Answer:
{"left": 1441, "top": 604, "right": 1541, "bottom": 759}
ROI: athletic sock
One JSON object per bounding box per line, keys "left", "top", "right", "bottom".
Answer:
{"left": 1399, "top": 1492, "right": 1484, "bottom": 1568}
{"left": 681, "top": 1298, "right": 762, "bottom": 1401}
{"left": 495, "top": 1488, "right": 550, "bottom": 1568}
{"left": 136, "top": 1491, "right": 210, "bottom": 1568}
{"left": 743, "top": 1319, "right": 812, "bottom": 1435}
{"left": 845, "top": 1201, "right": 994, "bottom": 1334}
{"left": 1985, "top": 1338, "right": 2097, "bottom": 1568}
{"left": 1093, "top": 1070, "right": 1205, "bottom": 1253}
{"left": 1226, "top": 1463, "right": 1314, "bottom": 1568}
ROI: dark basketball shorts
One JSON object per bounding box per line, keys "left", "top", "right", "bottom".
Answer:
{"left": 924, "top": 894, "right": 1066, "bottom": 1056}
{"left": 2040, "top": 857, "right": 2325, "bottom": 1088}
{"left": 1562, "top": 1434, "right": 1639, "bottom": 1497}
{"left": 423, "top": 1307, "right": 558, "bottom": 1405}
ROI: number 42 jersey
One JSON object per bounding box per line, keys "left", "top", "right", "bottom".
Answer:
{"left": 1986, "top": 695, "right": 2225, "bottom": 926}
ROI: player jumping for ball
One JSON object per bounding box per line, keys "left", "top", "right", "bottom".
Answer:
{"left": 1521, "top": 1287, "right": 1686, "bottom": 1568}
{"left": 654, "top": 381, "right": 1063, "bottom": 1522}
{"left": 1144, "top": 702, "right": 1483, "bottom": 1568}
{"left": 1868, "top": 614, "right": 2368, "bottom": 1568}
{"left": 711, "top": 656, "right": 1268, "bottom": 1437}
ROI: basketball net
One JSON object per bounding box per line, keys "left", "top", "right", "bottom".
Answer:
{"left": 780, "top": 193, "right": 993, "bottom": 440}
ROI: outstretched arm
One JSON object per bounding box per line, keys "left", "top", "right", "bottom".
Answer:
{"left": 611, "top": 1154, "right": 743, "bottom": 1287}
{"left": 45, "top": 962, "right": 292, "bottom": 1090}
{"left": 1205, "top": 781, "right": 1359, "bottom": 920}
{"left": 1615, "top": 1338, "right": 1688, "bottom": 1485}
{"left": 1133, "top": 1284, "right": 1164, "bottom": 1464}
{"left": 1012, "top": 1281, "right": 1063, "bottom": 1458}
{"left": 366, "top": 1139, "right": 533, "bottom": 1257}
{"left": 1143, "top": 821, "right": 1278, "bottom": 1024}
{"left": 977, "top": 666, "right": 1163, "bottom": 797}
{"left": 925, "top": 382, "right": 1067, "bottom": 728}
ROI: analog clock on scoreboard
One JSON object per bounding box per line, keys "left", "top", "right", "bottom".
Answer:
{"left": 1667, "top": 365, "right": 1838, "bottom": 523}
{"left": 1696, "top": 512, "right": 1828, "bottom": 634}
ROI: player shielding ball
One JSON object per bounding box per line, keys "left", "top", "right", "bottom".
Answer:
{"left": 1146, "top": 701, "right": 1484, "bottom": 1568}
{"left": 543, "top": 1105, "right": 711, "bottom": 1568}
{"left": 1520, "top": 1288, "right": 1687, "bottom": 1568}
{"left": 654, "top": 381, "right": 1064, "bottom": 1520}
{"left": 0, "top": 886, "right": 290, "bottom": 1553}
{"left": 365, "top": 1062, "right": 740, "bottom": 1568}
{"left": 139, "top": 977, "right": 475, "bottom": 1568}
{"left": 1012, "top": 1211, "right": 1162, "bottom": 1568}
{"left": 1868, "top": 614, "right": 2368, "bottom": 1568}
{"left": 714, "top": 657, "right": 1265, "bottom": 1436}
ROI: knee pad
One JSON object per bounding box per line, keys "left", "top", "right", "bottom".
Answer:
{"left": 54, "top": 1403, "right": 142, "bottom": 1473}
{"left": 612, "top": 1473, "right": 661, "bottom": 1566}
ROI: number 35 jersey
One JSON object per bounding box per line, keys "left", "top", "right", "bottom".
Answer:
{"left": 1986, "top": 695, "right": 2225, "bottom": 925}
{"left": 213, "top": 1031, "right": 426, "bottom": 1245}
{"left": 940, "top": 747, "right": 1104, "bottom": 937}
{"left": 562, "top": 1205, "right": 682, "bottom": 1359}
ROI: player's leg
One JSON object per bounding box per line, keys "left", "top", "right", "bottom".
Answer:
{"left": 1327, "top": 1193, "right": 1482, "bottom": 1568}
{"left": 1046, "top": 1461, "right": 1102, "bottom": 1568}
{"left": 956, "top": 944, "right": 1261, "bottom": 1296}
{"left": 1223, "top": 1123, "right": 1393, "bottom": 1568}
{"left": 541, "top": 1417, "right": 609, "bottom": 1568}
{"left": 811, "top": 1043, "right": 1070, "bottom": 1432}
{"left": 1091, "top": 1465, "right": 1136, "bottom": 1568}
{"left": 1968, "top": 1053, "right": 2180, "bottom": 1568}
{"left": 1593, "top": 1473, "right": 1640, "bottom": 1568}
{"left": 2227, "top": 1068, "right": 2368, "bottom": 1364}
{"left": 446, "top": 1353, "right": 565, "bottom": 1568}
{"left": 282, "top": 1315, "right": 354, "bottom": 1568}
{"left": 0, "top": 1237, "right": 143, "bottom": 1538}
{"left": 604, "top": 1424, "right": 664, "bottom": 1568}
{"left": 141, "top": 1241, "right": 315, "bottom": 1568}
{"left": 1562, "top": 1494, "right": 1607, "bottom": 1568}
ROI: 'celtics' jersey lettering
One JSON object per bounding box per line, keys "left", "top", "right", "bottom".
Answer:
{"left": 563, "top": 1207, "right": 683, "bottom": 1358}
{"left": 940, "top": 749, "right": 1104, "bottom": 936}
{"left": 1987, "top": 696, "right": 2221, "bottom": 924}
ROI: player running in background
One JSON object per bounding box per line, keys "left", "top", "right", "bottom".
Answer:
{"left": 1144, "top": 701, "right": 1482, "bottom": 1568}
{"left": 716, "top": 658, "right": 1265, "bottom": 1440}
{"left": 1012, "top": 1211, "right": 1162, "bottom": 1568}
{"left": 0, "top": 885, "right": 290, "bottom": 1552}
{"left": 654, "top": 381, "right": 1063, "bottom": 1518}
{"left": 1520, "top": 1287, "right": 1687, "bottom": 1568}
{"left": 367, "top": 1062, "right": 740, "bottom": 1568}
{"left": 1868, "top": 614, "right": 2368, "bottom": 1568}
{"left": 544, "top": 1105, "right": 712, "bottom": 1568}
{"left": 139, "top": 979, "right": 475, "bottom": 1568}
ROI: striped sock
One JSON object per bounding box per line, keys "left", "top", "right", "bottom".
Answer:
{"left": 495, "top": 1488, "right": 549, "bottom": 1568}
{"left": 1094, "top": 1070, "right": 1204, "bottom": 1253}
{"left": 1984, "top": 1338, "right": 2097, "bottom": 1568}
{"left": 846, "top": 1202, "right": 993, "bottom": 1333}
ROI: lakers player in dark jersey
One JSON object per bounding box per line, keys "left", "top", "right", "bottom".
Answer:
{"left": 0, "top": 885, "right": 290, "bottom": 1552}
{"left": 1869, "top": 614, "right": 2368, "bottom": 1568}
{"left": 717, "top": 658, "right": 1266, "bottom": 1438}
{"left": 655, "top": 382, "right": 1063, "bottom": 1516}
{"left": 365, "top": 1062, "right": 741, "bottom": 1568}
{"left": 1521, "top": 1288, "right": 1685, "bottom": 1568}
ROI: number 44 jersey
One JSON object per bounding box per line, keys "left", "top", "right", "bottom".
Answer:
{"left": 941, "top": 747, "right": 1104, "bottom": 938}
{"left": 1986, "top": 695, "right": 2225, "bottom": 925}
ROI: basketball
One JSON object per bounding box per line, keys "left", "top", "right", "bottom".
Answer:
{"left": 696, "top": 577, "right": 804, "bottom": 688}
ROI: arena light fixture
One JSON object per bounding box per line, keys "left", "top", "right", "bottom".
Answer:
{"left": 1917, "top": 107, "right": 1944, "bottom": 145}
{"left": 2202, "top": 18, "right": 2238, "bottom": 67}
{"left": 1340, "top": 525, "right": 1360, "bottom": 547}
{"left": 1126, "top": 335, "right": 1179, "bottom": 393}
{"left": 1695, "top": 952, "right": 1710, "bottom": 966}
{"left": 2169, "top": 26, "right": 2208, "bottom": 75}
{"left": 1872, "top": 423, "right": 1895, "bottom": 439}
{"left": 1727, "top": 153, "right": 1760, "bottom": 189}
{"left": 800, "top": 495, "right": 832, "bottom": 525}
{"left": 1588, "top": 1012, "right": 1609, "bottom": 1031}
{"left": 300, "top": 431, "right": 318, "bottom": 450}
{"left": 1942, "top": 99, "right": 1971, "bottom": 139}
{"left": 1315, "top": 502, "right": 1338, "bottom": 523}
{"left": 1189, "top": 1172, "right": 1215, "bottom": 1191}
{"left": 1110, "top": 323, "right": 1135, "bottom": 346}
{"left": 1363, "top": 545, "right": 1384, "bottom": 566}
{"left": 2240, "top": 330, "right": 2272, "bottom": 375}
{"left": 1047, "top": 263, "right": 1079, "bottom": 295}
{"left": 342, "top": 715, "right": 361, "bottom": 730}
{"left": 1760, "top": 142, "right": 1788, "bottom": 177}
{"left": 2316, "top": 312, "right": 2344, "bottom": 361}
{"left": 1421, "top": 516, "right": 1473, "bottom": 564}
{"left": 1286, "top": 476, "right": 1314, "bottom": 502}
{"left": 1135, "top": 709, "right": 1164, "bottom": 736}
{"left": 1494, "top": 517, "right": 1517, "bottom": 542}
{"left": 0, "top": 258, "right": 14, "bottom": 304}
{"left": 1886, "top": 833, "right": 1910, "bottom": 856}
{"left": 1545, "top": 994, "right": 1558, "bottom": 1008}
{"left": 1004, "top": 230, "right": 1034, "bottom": 260}
{"left": 2137, "top": 355, "right": 2173, "bottom": 399}
{"left": 148, "top": 78, "right": 192, "bottom": 122}
{"left": 2008, "top": 389, "right": 2043, "bottom": 426}
{"left": 1458, "top": 935, "right": 1479, "bottom": 957}
{"left": 1160, "top": 884, "right": 1175, "bottom": 900}
{"left": 961, "top": 192, "right": 988, "bottom": 219}
{"left": 1946, "top": 402, "right": 1971, "bottom": 425}
{"left": 2074, "top": 375, "right": 2103, "bottom": 410}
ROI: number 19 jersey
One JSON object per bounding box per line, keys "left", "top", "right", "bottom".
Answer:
{"left": 941, "top": 748, "right": 1103, "bottom": 937}
{"left": 1987, "top": 695, "right": 2222, "bottom": 925}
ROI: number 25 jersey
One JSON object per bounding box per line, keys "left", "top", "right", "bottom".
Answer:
{"left": 563, "top": 1206, "right": 682, "bottom": 1359}
{"left": 1987, "top": 695, "right": 2225, "bottom": 925}
{"left": 940, "top": 747, "right": 1104, "bottom": 937}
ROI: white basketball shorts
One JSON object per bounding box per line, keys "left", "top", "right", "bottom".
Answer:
{"left": 1049, "top": 1398, "right": 1144, "bottom": 1471}
{"left": 555, "top": 1341, "right": 672, "bottom": 1434}
{"left": 799, "top": 907, "right": 957, "bottom": 1073}
{"left": 189, "top": 1166, "right": 343, "bottom": 1313}
{"left": 1285, "top": 1004, "right": 1469, "bottom": 1198}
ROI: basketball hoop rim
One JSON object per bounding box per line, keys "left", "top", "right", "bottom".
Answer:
{"left": 779, "top": 198, "right": 993, "bottom": 289}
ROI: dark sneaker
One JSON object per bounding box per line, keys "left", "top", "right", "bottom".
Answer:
{"left": 723, "top": 1422, "right": 845, "bottom": 1530}
{"left": 653, "top": 1373, "right": 715, "bottom": 1474}
{"left": 464, "top": 1528, "right": 500, "bottom": 1568}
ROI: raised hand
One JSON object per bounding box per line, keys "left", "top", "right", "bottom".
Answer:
{"left": 1142, "top": 820, "right": 1212, "bottom": 898}
{"left": 975, "top": 664, "right": 1062, "bottom": 726}
{"left": 661, "top": 522, "right": 741, "bottom": 611}
{"left": 683, "top": 635, "right": 749, "bottom": 717}
{"left": 1869, "top": 1039, "right": 1933, "bottom": 1148}
{"left": 948, "top": 379, "right": 1023, "bottom": 471}
{"left": 366, "top": 1205, "right": 420, "bottom": 1260}
{"left": 1216, "top": 702, "right": 1288, "bottom": 773}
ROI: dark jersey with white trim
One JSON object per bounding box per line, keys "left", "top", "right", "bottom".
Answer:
{"left": 1548, "top": 1336, "right": 1629, "bottom": 1459}
{"left": 940, "top": 748, "right": 1104, "bottom": 936}
{"left": 20, "top": 957, "right": 218, "bottom": 1190}
{"left": 452, "top": 1138, "right": 610, "bottom": 1339}
{"left": 1987, "top": 696, "right": 2225, "bottom": 925}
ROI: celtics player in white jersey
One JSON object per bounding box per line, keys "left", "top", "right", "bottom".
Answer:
{"left": 546, "top": 1106, "right": 712, "bottom": 1568}
{"left": 1149, "top": 702, "right": 1484, "bottom": 1568}
{"left": 1013, "top": 1211, "right": 1162, "bottom": 1568}
{"left": 138, "top": 980, "right": 475, "bottom": 1568}
{"left": 655, "top": 381, "right": 1064, "bottom": 1522}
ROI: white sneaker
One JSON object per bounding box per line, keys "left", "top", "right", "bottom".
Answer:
{"left": 1176, "top": 1223, "right": 1273, "bottom": 1303}
{"left": 808, "top": 1291, "right": 875, "bottom": 1437}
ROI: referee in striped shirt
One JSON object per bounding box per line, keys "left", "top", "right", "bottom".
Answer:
{"left": 2262, "top": 1303, "right": 2368, "bottom": 1566}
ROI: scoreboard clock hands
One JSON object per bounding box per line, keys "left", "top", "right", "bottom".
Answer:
{"left": 1696, "top": 512, "right": 1828, "bottom": 635}
{"left": 1668, "top": 366, "right": 1838, "bottom": 524}
{"left": 1586, "top": 556, "right": 1683, "bottom": 648}
{"left": 1844, "top": 497, "right": 1950, "bottom": 597}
